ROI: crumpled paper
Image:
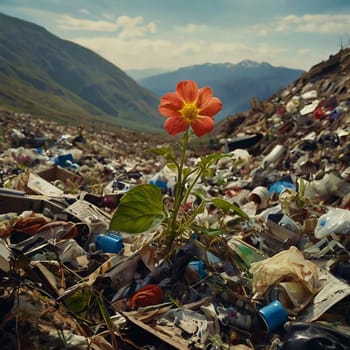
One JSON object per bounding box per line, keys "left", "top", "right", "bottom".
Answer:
{"left": 249, "top": 246, "right": 320, "bottom": 295}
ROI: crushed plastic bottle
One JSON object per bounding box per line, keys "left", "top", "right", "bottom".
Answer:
{"left": 314, "top": 208, "right": 350, "bottom": 239}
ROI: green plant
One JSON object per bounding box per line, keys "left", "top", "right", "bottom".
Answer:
{"left": 109, "top": 80, "right": 248, "bottom": 253}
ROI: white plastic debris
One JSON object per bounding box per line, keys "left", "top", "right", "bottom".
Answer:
{"left": 286, "top": 96, "right": 300, "bottom": 113}
{"left": 301, "top": 90, "right": 318, "bottom": 99}
{"left": 299, "top": 100, "right": 320, "bottom": 115}
{"left": 314, "top": 208, "right": 350, "bottom": 238}
{"left": 261, "top": 144, "right": 285, "bottom": 167}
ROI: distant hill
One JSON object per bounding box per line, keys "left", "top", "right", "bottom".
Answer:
{"left": 0, "top": 13, "right": 163, "bottom": 131}
{"left": 126, "top": 68, "right": 169, "bottom": 80}
{"left": 138, "top": 60, "right": 305, "bottom": 122}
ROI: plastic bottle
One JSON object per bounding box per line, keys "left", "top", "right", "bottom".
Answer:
{"left": 315, "top": 208, "right": 350, "bottom": 239}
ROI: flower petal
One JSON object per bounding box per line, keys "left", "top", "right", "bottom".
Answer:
{"left": 164, "top": 117, "right": 190, "bottom": 136}
{"left": 158, "top": 93, "right": 183, "bottom": 117}
{"left": 199, "top": 97, "right": 222, "bottom": 117}
{"left": 159, "top": 106, "right": 182, "bottom": 118}
{"left": 197, "top": 87, "right": 213, "bottom": 109}
{"left": 176, "top": 80, "right": 199, "bottom": 103}
{"left": 191, "top": 115, "right": 215, "bottom": 137}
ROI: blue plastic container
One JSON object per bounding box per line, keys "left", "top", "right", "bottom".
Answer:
{"left": 95, "top": 232, "right": 123, "bottom": 254}
{"left": 258, "top": 300, "right": 288, "bottom": 332}
{"left": 57, "top": 153, "right": 74, "bottom": 167}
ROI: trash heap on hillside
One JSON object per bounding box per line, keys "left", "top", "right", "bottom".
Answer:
{"left": 1, "top": 48, "right": 350, "bottom": 350}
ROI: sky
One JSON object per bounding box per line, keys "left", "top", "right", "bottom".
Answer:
{"left": 2, "top": 0, "right": 350, "bottom": 73}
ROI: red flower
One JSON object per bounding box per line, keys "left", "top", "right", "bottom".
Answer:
{"left": 158, "top": 80, "right": 222, "bottom": 137}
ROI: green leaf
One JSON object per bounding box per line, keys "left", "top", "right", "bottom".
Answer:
{"left": 192, "top": 188, "right": 208, "bottom": 201}
{"left": 146, "top": 146, "right": 172, "bottom": 156}
{"left": 146, "top": 146, "right": 174, "bottom": 161}
{"left": 182, "top": 166, "right": 193, "bottom": 178}
{"left": 298, "top": 177, "right": 305, "bottom": 197}
{"left": 96, "top": 292, "right": 113, "bottom": 329}
{"left": 64, "top": 289, "right": 92, "bottom": 315}
{"left": 167, "top": 162, "right": 178, "bottom": 172}
{"left": 190, "top": 224, "right": 225, "bottom": 236}
{"left": 198, "top": 153, "right": 228, "bottom": 167}
{"left": 202, "top": 167, "right": 215, "bottom": 179}
{"left": 211, "top": 197, "right": 249, "bottom": 220}
{"left": 203, "top": 229, "right": 226, "bottom": 236}
{"left": 109, "top": 184, "right": 166, "bottom": 233}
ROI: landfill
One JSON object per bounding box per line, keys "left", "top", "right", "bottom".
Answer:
{"left": 1, "top": 48, "right": 350, "bottom": 350}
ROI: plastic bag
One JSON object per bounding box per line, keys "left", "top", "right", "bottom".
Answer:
{"left": 281, "top": 322, "right": 350, "bottom": 350}
{"left": 249, "top": 246, "right": 320, "bottom": 295}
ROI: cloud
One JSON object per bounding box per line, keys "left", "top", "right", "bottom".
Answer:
{"left": 280, "top": 14, "right": 350, "bottom": 33}
{"left": 102, "top": 13, "right": 114, "bottom": 20}
{"left": 56, "top": 14, "right": 157, "bottom": 37}
{"left": 57, "top": 15, "right": 117, "bottom": 31}
{"left": 256, "top": 29, "right": 268, "bottom": 37}
{"left": 116, "top": 16, "right": 157, "bottom": 38}
{"left": 174, "top": 23, "right": 210, "bottom": 33}
{"left": 251, "top": 13, "right": 350, "bottom": 35}
{"left": 297, "top": 48, "right": 312, "bottom": 55}
{"left": 74, "top": 36, "right": 170, "bottom": 56}
{"left": 70, "top": 34, "right": 288, "bottom": 70}
{"left": 80, "top": 8, "right": 90, "bottom": 15}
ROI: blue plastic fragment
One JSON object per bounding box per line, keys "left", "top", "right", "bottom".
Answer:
{"left": 269, "top": 181, "right": 296, "bottom": 194}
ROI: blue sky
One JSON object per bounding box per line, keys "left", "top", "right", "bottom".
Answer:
{"left": 2, "top": 0, "right": 350, "bottom": 72}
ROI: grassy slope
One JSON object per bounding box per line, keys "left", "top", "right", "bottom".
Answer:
{"left": 0, "top": 13, "right": 163, "bottom": 131}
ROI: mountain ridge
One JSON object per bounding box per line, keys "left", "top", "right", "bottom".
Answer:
{"left": 0, "top": 12, "right": 163, "bottom": 131}
{"left": 138, "top": 61, "right": 305, "bottom": 122}
{"left": 0, "top": 12, "right": 305, "bottom": 130}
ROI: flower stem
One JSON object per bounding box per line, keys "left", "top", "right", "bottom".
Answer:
{"left": 182, "top": 168, "right": 202, "bottom": 206}
{"left": 167, "top": 129, "right": 190, "bottom": 248}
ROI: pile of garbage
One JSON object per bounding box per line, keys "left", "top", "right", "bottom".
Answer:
{"left": 1, "top": 48, "right": 350, "bottom": 350}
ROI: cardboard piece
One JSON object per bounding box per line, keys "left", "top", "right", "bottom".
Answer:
{"left": 0, "top": 240, "right": 10, "bottom": 272}
{"left": 124, "top": 310, "right": 191, "bottom": 350}
{"left": 64, "top": 199, "right": 111, "bottom": 235}
{"left": 36, "top": 165, "right": 81, "bottom": 184}
{"left": 27, "top": 172, "right": 64, "bottom": 197}
{"left": 0, "top": 191, "right": 68, "bottom": 217}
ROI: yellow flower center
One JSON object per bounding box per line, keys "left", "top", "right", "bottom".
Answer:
{"left": 180, "top": 103, "right": 199, "bottom": 122}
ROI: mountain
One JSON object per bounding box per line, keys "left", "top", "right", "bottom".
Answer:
{"left": 0, "top": 13, "right": 163, "bottom": 131}
{"left": 138, "top": 61, "right": 305, "bottom": 122}
{"left": 211, "top": 47, "right": 350, "bottom": 157}
{"left": 126, "top": 68, "right": 169, "bottom": 80}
